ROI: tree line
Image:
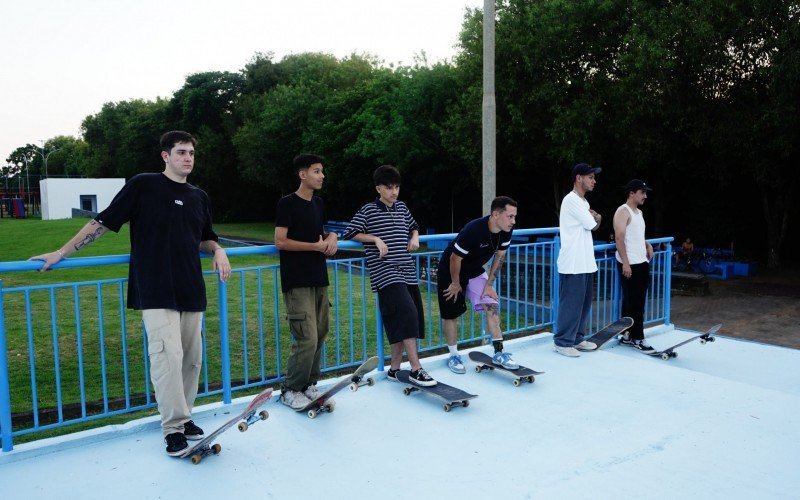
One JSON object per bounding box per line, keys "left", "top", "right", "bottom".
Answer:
{"left": 5, "top": 0, "right": 798, "bottom": 267}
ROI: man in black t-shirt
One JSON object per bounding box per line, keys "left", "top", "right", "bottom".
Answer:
{"left": 274, "top": 154, "right": 338, "bottom": 410}
{"left": 437, "top": 196, "right": 520, "bottom": 374}
{"left": 30, "top": 131, "right": 231, "bottom": 457}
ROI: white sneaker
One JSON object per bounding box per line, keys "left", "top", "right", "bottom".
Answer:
{"left": 303, "top": 384, "right": 322, "bottom": 401}
{"left": 554, "top": 345, "right": 580, "bottom": 357}
{"left": 575, "top": 340, "right": 597, "bottom": 352}
{"left": 281, "top": 389, "right": 312, "bottom": 410}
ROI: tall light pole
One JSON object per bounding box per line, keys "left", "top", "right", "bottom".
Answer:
{"left": 482, "top": 0, "right": 497, "bottom": 215}
{"left": 31, "top": 141, "right": 58, "bottom": 178}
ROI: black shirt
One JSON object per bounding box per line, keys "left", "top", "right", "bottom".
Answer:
{"left": 437, "top": 215, "right": 513, "bottom": 282}
{"left": 95, "top": 173, "right": 218, "bottom": 311}
{"left": 275, "top": 193, "right": 329, "bottom": 293}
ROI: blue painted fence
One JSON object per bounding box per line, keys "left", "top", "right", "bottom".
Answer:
{"left": 0, "top": 229, "right": 673, "bottom": 451}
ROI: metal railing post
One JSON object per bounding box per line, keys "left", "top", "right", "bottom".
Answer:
{"left": 552, "top": 236, "right": 560, "bottom": 334}
{"left": 0, "top": 280, "right": 14, "bottom": 451}
{"left": 375, "top": 293, "right": 385, "bottom": 371}
{"left": 665, "top": 243, "right": 673, "bottom": 326}
{"left": 217, "top": 276, "right": 232, "bottom": 404}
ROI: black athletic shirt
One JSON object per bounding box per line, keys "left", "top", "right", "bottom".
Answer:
{"left": 275, "top": 193, "right": 330, "bottom": 293}
{"left": 437, "top": 215, "right": 513, "bottom": 282}
{"left": 95, "top": 173, "right": 218, "bottom": 312}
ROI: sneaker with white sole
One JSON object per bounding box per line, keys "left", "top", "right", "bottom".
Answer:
{"left": 554, "top": 345, "right": 581, "bottom": 357}
{"left": 165, "top": 432, "right": 188, "bottom": 456}
{"left": 409, "top": 368, "right": 437, "bottom": 387}
{"left": 447, "top": 354, "right": 466, "bottom": 374}
{"left": 631, "top": 339, "right": 655, "bottom": 353}
{"left": 387, "top": 368, "right": 400, "bottom": 382}
{"left": 492, "top": 351, "right": 519, "bottom": 370}
{"left": 281, "top": 389, "right": 312, "bottom": 410}
{"left": 183, "top": 420, "right": 204, "bottom": 441}
{"left": 303, "top": 384, "right": 322, "bottom": 401}
{"left": 575, "top": 340, "right": 597, "bottom": 352}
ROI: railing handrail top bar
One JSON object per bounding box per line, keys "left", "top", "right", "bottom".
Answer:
{"left": 0, "top": 229, "right": 673, "bottom": 274}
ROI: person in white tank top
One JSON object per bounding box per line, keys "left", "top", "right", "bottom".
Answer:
{"left": 613, "top": 179, "right": 655, "bottom": 351}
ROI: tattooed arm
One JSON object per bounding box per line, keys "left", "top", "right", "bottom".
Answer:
{"left": 29, "top": 219, "right": 109, "bottom": 271}
{"left": 482, "top": 249, "right": 507, "bottom": 301}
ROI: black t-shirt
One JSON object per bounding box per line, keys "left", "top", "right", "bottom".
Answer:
{"left": 95, "top": 173, "right": 218, "bottom": 311}
{"left": 275, "top": 193, "right": 329, "bottom": 293}
{"left": 437, "top": 216, "right": 513, "bottom": 283}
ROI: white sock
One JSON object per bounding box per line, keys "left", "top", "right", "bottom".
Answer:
{"left": 448, "top": 345, "right": 459, "bottom": 356}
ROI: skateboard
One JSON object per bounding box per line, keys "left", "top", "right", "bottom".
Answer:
{"left": 179, "top": 387, "right": 273, "bottom": 464}
{"left": 586, "top": 317, "right": 634, "bottom": 350}
{"left": 295, "top": 356, "right": 380, "bottom": 418}
{"left": 644, "top": 324, "right": 721, "bottom": 360}
{"left": 468, "top": 351, "right": 544, "bottom": 386}
{"left": 396, "top": 370, "right": 478, "bottom": 412}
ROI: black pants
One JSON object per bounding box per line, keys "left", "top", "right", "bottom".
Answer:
{"left": 618, "top": 262, "right": 650, "bottom": 340}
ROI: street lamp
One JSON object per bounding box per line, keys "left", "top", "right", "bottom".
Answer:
{"left": 30, "top": 141, "right": 58, "bottom": 178}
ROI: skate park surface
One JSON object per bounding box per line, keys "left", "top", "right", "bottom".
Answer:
{"left": 1, "top": 325, "right": 798, "bottom": 500}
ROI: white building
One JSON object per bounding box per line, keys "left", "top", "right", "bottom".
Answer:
{"left": 40, "top": 178, "right": 125, "bottom": 220}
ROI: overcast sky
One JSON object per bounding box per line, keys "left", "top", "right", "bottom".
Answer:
{"left": 0, "top": 0, "right": 483, "bottom": 162}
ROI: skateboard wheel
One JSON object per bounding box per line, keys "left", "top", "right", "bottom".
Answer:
{"left": 474, "top": 366, "right": 482, "bottom": 373}
{"left": 238, "top": 421, "right": 248, "bottom": 432}
{"left": 325, "top": 403, "right": 335, "bottom": 413}
{"left": 513, "top": 379, "right": 521, "bottom": 387}
{"left": 443, "top": 403, "right": 452, "bottom": 412}
{"left": 212, "top": 443, "right": 222, "bottom": 455}
{"left": 671, "top": 352, "right": 678, "bottom": 358}
{"left": 709, "top": 337, "right": 716, "bottom": 342}
{"left": 700, "top": 339, "right": 706, "bottom": 345}
{"left": 462, "top": 400, "right": 470, "bottom": 408}
{"left": 349, "top": 383, "right": 358, "bottom": 392}
{"left": 527, "top": 376, "right": 535, "bottom": 384}
{"left": 367, "top": 377, "right": 375, "bottom": 386}
{"left": 259, "top": 410, "right": 269, "bottom": 420}
{"left": 191, "top": 454, "right": 202, "bottom": 465}
{"left": 403, "top": 388, "right": 412, "bottom": 396}
{"left": 661, "top": 353, "right": 670, "bottom": 360}
{"left": 308, "top": 409, "right": 318, "bottom": 419}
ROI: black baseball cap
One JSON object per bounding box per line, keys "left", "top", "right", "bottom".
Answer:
{"left": 624, "top": 179, "right": 653, "bottom": 192}
{"left": 572, "top": 163, "right": 602, "bottom": 178}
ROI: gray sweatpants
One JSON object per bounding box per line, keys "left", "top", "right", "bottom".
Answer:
{"left": 554, "top": 273, "right": 594, "bottom": 347}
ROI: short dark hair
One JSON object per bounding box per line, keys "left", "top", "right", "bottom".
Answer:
{"left": 160, "top": 131, "right": 197, "bottom": 153}
{"left": 491, "top": 196, "right": 517, "bottom": 213}
{"left": 373, "top": 165, "right": 401, "bottom": 186}
{"left": 293, "top": 153, "right": 325, "bottom": 172}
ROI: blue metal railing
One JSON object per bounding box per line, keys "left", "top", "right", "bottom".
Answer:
{"left": 0, "top": 229, "right": 672, "bottom": 451}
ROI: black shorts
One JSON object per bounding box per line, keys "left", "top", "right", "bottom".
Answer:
{"left": 436, "top": 271, "right": 468, "bottom": 320}
{"left": 378, "top": 284, "right": 425, "bottom": 344}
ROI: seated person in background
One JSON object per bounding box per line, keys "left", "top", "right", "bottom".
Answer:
{"left": 681, "top": 237, "right": 694, "bottom": 258}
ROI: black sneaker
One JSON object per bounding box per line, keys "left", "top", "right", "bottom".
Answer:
{"left": 183, "top": 420, "right": 204, "bottom": 441}
{"left": 387, "top": 368, "right": 399, "bottom": 382}
{"left": 632, "top": 339, "right": 655, "bottom": 353}
{"left": 409, "top": 368, "right": 437, "bottom": 387}
{"left": 619, "top": 336, "right": 634, "bottom": 346}
{"left": 165, "top": 432, "right": 188, "bottom": 456}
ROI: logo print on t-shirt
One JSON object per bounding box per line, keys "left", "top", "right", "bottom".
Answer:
{"left": 480, "top": 243, "right": 489, "bottom": 248}
{"left": 174, "top": 200, "right": 184, "bottom": 206}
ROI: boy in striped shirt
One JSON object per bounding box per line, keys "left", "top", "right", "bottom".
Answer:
{"left": 343, "top": 165, "right": 436, "bottom": 386}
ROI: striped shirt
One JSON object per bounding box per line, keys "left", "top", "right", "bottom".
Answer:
{"left": 343, "top": 199, "right": 419, "bottom": 292}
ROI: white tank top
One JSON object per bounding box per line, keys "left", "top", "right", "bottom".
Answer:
{"left": 615, "top": 204, "right": 647, "bottom": 264}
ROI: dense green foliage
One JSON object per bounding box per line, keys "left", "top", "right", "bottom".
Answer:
{"left": 5, "top": 1, "right": 798, "bottom": 265}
